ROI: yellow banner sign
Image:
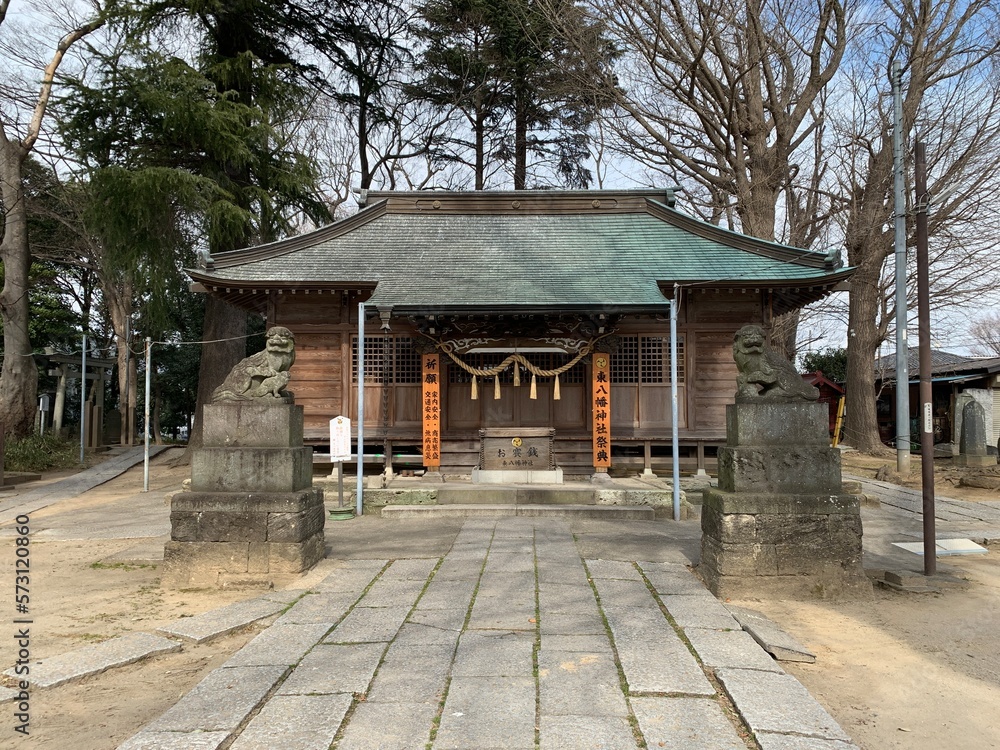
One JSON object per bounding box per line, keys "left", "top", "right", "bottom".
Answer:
{"left": 592, "top": 353, "right": 611, "bottom": 468}
{"left": 422, "top": 353, "right": 441, "bottom": 468}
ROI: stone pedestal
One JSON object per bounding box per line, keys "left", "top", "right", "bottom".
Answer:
{"left": 163, "top": 402, "right": 325, "bottom": 588}
{"left": 700, "top": 402, "right": 871, "bottom": 600}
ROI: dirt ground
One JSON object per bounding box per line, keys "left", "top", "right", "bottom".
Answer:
{"left": 741, "top": 451, "right": 1000, "bottom": 750}
{"left": 2, "top": 450, "right": 1000, "bottom": 749}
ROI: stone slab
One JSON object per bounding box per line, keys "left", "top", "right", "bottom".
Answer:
{"left": 584, "top": 559, "right": 643, "bottom": 580}
{"left": 452, "top": 631, "right": 535, "bottom": 677}
{"left": 538, "top": 583, "right": 599, "bottom": 613}
{"left": 325, "top": 605, "right": 410, "bottom": 643}
{"left": 473, "top": 468, "right": 561, "bottom": 482}
{"left": 144, "top": 665, "right": 287, "bottom": 732}
{"left": 467, "top": 593, "right": 537, "bottom": 631}
{"left": 365, "top": 658, "right": 451, "bottom": 703}
{"left": 408, "top": 606, "right": 469, "bottom": 632}
{"left": 755, "top": 734, "right": 861, "bottom": 750}
{"left": 592, "top": 578, "right": 658, "bottom": 609}
{"left": 156, "top": 596, "right": 289, "bottom": 643}
{"left": 631, "top": 696, "right": 747, "bottom": 750}
{"left": 380, "top": 504, "right": 654, "bottom": 519}
{"left": 539, "top": 610, "right": 607, "bottom": 636}
{"left": 716, "top": 668, "right": 853, "bottom": 742}
{"left": 360, "top": 578, "right": 427, "bottom": 607}
{"left": 274, "top": 591, "right": 358, "bottom": 625}
{"left": 662, "top": 594, "right": 740, "bottom": 630}
{"left": 539, "top": 715, "right": 638, "bottom": 750}
{"left": 416, "top": 579, "right": 477, "bottom": 610}
{"left": 224, "top": 623, "right": 332, "bottom": 667}
{"left": 229, "top": 693, "right": 352, "bottom": 750}
{"left": 603, "top": 607, "right": 714, "bottom": 696}
{"left": 434, "top": 676, "right": 536, "bottom": 750}
{"left": 638, "top": 561, "right": 712, "bottom": 595}
{"left": 1, "top": 632, "right": 180, "bottom": 688}
{"left": 118, "top": 731, "right": 231, "bottom": 750}
{"left": 540, "top": 634, "right": 612, "bottom": 653}
{"left": 201, "top": 402, "right": 304, "bottom": 448}
{"left": 383, "top": 557, "right": 440, "bottom": 580}
{"left": 336, "top": 700, "right": 439, "bottom": 750}
{"left": 726, "top": 606, "right": 817, "bottom": 663}
{"left": 277, "top": 642, "right": 384, "bottom": 695}
{"left": 0, "top": 686, "right": 19, "bottom": 704}
{"left": 682, "top": 627, "right": 784, "bottom": 673}
{"left": 315, "top": 559, "right": 387, "bottom": 591}
{"left": 538, "top": 649, "right": 628, "bottom": 717}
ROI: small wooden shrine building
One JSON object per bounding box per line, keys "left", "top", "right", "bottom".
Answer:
{"left": 188, "top": 189, "right": 851, "bottom": 476}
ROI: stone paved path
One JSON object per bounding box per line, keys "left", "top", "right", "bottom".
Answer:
{"left": 0, "top": 445, "right": 170, "bottom": 525}
{"left": 119, "top": 518, "right": 857, "bottom": 750}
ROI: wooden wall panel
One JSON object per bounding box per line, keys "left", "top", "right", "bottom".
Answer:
{"left": 692, "top": 330, "right": 737, "bottom": 430}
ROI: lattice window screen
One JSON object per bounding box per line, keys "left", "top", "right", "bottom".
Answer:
{"left": 613, "top": 335, "right": 684, "bottom": 384}
{"left": 351, "top": 336, "right": 420, "bottom": 384}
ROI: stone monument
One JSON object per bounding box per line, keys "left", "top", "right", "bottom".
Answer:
{"left": 956, "top": 399, "right": 996, "bottom": 467}
{"left": 699, "top": 325, "right": 871, "bottom": 599}
{"left": 163, "top": 327, "right": 326, "bottom": 588}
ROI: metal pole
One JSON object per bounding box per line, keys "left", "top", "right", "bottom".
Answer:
{"left": 915, "top": 141, "right": 936, "bottom": 575}
{"left": 143, "top": 337, "right": 152, "bottom": 492}
{"left": 80, "top": 333, "right": 87, "bottom": 464}
{"left": 670, "top": 285, "right": 681, "bottom": 521}
{"left": 892, "top": 60, "right": 911, "bottom": 475}
{"left": 356, "top": 302, "right": 366, "bottom": 516}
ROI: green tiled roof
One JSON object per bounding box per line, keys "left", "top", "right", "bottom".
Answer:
{"left": 189, "top": 192, "right": 850, "bottom": 312}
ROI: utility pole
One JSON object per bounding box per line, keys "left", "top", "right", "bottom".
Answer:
{"left": 892, "top": 60, "right": 911, "bottom": 475}
{"left": 915, "top": 141, "right": 936, "bottom": 576}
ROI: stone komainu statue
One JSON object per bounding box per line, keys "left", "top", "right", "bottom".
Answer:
{"left": 212, "top": 326, "right": 296, "bottom": 402}
{"left": 732, "top": 324, "right": 819, "bottom": 403}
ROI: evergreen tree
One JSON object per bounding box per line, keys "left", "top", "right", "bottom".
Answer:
{"left": 411, "top": 0, "right": 611, "bottom": 189}
{"left": 59, "top": 1, "right": 331, "bottom": 447}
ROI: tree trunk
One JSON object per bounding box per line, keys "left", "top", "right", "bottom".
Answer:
{"left": 187, "top": 295, "right": 247, "bottom": 450}
{"left": 0, "top": 138, "right": 39, "bottom": 439}
{"left": 843, "top": 259, "right": 890, "bottom": 454}
{"left": 103, "top": 274, "right": 136, "bottom": 444}
{"left": 513, "top": 86, "right": 528, "bottom": 190}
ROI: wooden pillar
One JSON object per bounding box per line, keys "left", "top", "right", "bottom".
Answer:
{"left": 422, "top": 353, "right": 441, "bottom": 474}
{"left": 592, "top": 352, "right": 611, "bottom": 479}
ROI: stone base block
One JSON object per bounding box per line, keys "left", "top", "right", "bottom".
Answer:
{"left": 161, "top": 532, "right": 325, "bottom": 589}
{"left": 170, "top": 489, "right": 324, "bottom": 544}
{"left": 702, "top": 487, "right": 860, "bottom": 516}
{"left": 471, "top": 468, "right": 564, "bottom": 484}
{"left": 717, "top": 446, "right": 841, "bottom": 494}
{"left": 202, "top": 402, "right": 304, "bottom": 448}
{"left": 699, "top": 487, "right": 868, "bottom": 600}
{"left": 191, "top": 446, "right": 313, "bottom": 493}
{"left": 700, "top": 568, "right": 873, "bottom": 601}
{"left": 725, "top": 402, "right": 830, "bottom": 446}
{"left": 954, "top": 454, "right": 997, "bottom": 467}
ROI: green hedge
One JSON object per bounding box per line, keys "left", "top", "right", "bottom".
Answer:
{"left": 4, "top": 433, "right": 79, "bottom": 472}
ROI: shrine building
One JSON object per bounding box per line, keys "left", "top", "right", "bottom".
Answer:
{"left": 188, "top": 189, "right": 851, "bottom": 477}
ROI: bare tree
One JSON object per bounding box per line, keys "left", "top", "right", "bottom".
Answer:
{"left": 968, "top": 312, "right": 1000, "bottom": 358}
{"left": 542, "top": 0, "right": 847, "bottom": 355}
{"left": 1, "top": 2, "right": 106, "bottom": 438}
{"left": 837, "top": 0, "right": 1000, "bottom": 453}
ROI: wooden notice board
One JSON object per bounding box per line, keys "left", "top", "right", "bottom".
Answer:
{"left": 422, "top": 353, "right": 441, "bottom": 468}
{"left": 592, "top": 352, "right": 611, "bottom": 468}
